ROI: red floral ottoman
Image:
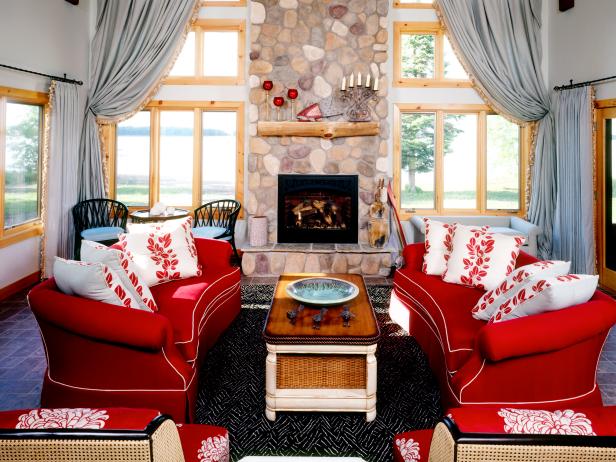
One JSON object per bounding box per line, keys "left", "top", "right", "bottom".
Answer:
{"left": 0, "top": 407, "right": 229, "bottom": 462}
{"left": 394, "top": 406, "right": 616, "bottom": 461}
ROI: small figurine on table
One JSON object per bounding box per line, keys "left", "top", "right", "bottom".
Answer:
{"left": 340, "top": 305, "right": 356, "bottom": 327}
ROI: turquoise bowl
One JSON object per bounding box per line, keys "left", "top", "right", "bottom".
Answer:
{"left": 285, "top": 277, "right": 360, "bottom": 307}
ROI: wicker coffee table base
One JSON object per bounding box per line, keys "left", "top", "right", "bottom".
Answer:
{"left": 265, "top": 343, "right": 377, "bottom": 421}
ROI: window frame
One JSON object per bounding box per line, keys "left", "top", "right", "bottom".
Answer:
{"left": 393, "top": 103, "right": 529, "bottom": 219}
{"left": 0, "top": 86, "right": 47, "bottom": 248}
{"left": 201, "top": 0, "right": 246, "bottom": 6}
{"left": 393, "top": 1, "right": 434, "bottom": 8}
{"left": 106, "top": 100, "right": 244, "bottom": 217}
{"left": 165, "top": 19, "right": 246, "bottom": 86}
{"left": 394, "top": 22, "right": 472, "bottom": 88}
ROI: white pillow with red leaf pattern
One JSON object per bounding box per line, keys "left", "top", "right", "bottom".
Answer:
{"left": 471, "top": 260, "right": 571, "bottom": 321}
{"left": 53, "top": 258, "right": 141, "bottom": 309}
{"left": 442, "top": 224, "right": 525, "bottom": 291}
{"left": 119, "top": 217, "right": 201, "bottom": 287}
{"left": 489, "top": 274, "right": 598, "bottom": 323}
{"left": 422, "top": 218, "right": 456, "bottom": 275}
{"left": 80, "top": 240, "right": 158, "bottom": 312}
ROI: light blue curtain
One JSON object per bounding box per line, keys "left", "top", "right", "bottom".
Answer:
{"left": 43, "top": 81, "right": 81, "bottom": 275}
{"left": 552, "top": 87, "right": 595, "bottom": 274}
{"left": 435, "top": 0, "right": 556, "bottom": 259}
{"left": 79, "top": 0, "right": 198, "bottom": 199}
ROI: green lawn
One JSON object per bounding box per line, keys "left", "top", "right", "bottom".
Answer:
{"left": 4, "top": 187, "right": 38, "bottom": 227}
{"left": 401, "top": 189, "right": 519, "bottom": 210}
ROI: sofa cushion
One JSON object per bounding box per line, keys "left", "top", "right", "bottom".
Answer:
{"left": 394, "top": 267, "right": 485, "bottom": 373}
{"left": 81, "top": 240, "right": 158, "bottom": 312}
{"left": 120, "top": 217, "right": 202, "bottom": 287}
{"left": 490, "top": 274, "right": 599, "bottom": 323}
{"left": 53, "top": 258, "right": 142, "bottom": 310}
{"left": 176, "top": 423, "right": 229, "bottom": 462}
{"left": 150, "top": 267, "right": 240, "bottom": 362}
{"left": 472, "top": 260, "right": 571, "bottom": 321}
{"left": 443, "top": 225, "right": 525, "bottom": 291}
{"left": 422, "top": 218, "right": 455, "bottom": 276}
{"left": 393, "top": 428, "right": 433, "bottom": 462}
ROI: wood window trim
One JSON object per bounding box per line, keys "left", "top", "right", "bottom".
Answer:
{"left": 594, "top": 101, "right": 616, "bottom": 290}
{"left": 165, "top": 19, "right": 245, "bottom": 86}
{"left": 393, "top": 103, "right": 529, "bottom": 220}
{"left": 201, "top": 0, "right": 247, "bottom": 6}
{"left": 105, "top": 100, "right": 245, "bottom": 218}
{"left": 393, "top": 22, "right": 472, "bottom": 88}
{"left": 393, "top": 1, "right": 434, "bottom": 9}
{"left": 0, "top": 86, "right": 47, "bottom": 248}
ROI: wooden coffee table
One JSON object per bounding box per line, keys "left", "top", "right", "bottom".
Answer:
{"left": 263, "top": 273, "right": 380, "bottom": 421}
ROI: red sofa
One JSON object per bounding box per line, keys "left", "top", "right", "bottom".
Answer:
{"left": 391, "top": 243, "right": 616, "bottom": 409}
{"left": 0, "top": 407, "right": 230, "bottom": 461}
{"left": 28, "top": 238, "right": 241, "bottom": 423}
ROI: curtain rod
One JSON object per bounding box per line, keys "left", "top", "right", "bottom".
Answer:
{"left": 554, "top": 75, "right": 616, "bottom": 91}
{"left": 0, "top": 63, "right": 83, "bottom": 86}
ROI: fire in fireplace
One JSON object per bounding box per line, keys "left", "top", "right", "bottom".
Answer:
{"left": 277, "top": 174, "right": 358, "bottom": 243}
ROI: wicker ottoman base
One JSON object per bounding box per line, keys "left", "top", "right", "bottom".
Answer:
{"left": 265, "top": 343, "right": 378, "bottom": 422}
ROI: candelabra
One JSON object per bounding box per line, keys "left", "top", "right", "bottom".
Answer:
{"left": 339, "top": 73, "right": 378, "bottom": 122}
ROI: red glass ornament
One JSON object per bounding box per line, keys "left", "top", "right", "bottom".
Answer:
{"left": 287, "top": 88, "right": 298, "bottom": 99}
{"left": 262, "top": 80, "right": 273, "bottom": 91}
{"left": 273, "top": 96, "right": 285, "bottom": 107}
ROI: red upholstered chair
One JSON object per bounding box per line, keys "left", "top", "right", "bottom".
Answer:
{"left": 390, "top": 243, "right": 616, "bottom": 409}
{"left": 0, "top": 407, "right": 229, "bottom": 462}
{"left": 28, "top": 238, "right": 241, "bottom": 423}
{"left": 394, "top": 406, "right": 616, "bottom": 461}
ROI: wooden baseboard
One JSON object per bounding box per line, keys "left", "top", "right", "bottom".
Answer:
{"left": 0, "top": 272, "right": 41, "bottom": 301}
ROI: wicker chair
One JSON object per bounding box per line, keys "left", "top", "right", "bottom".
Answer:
{"left": 72, "top": 199, "right": 128, "bottom": 259}
{"left": 193, "top": 200, "right": 241, "bottom": 262}
{"left": 0, "top": 407, "right": 229, "bottom": 462}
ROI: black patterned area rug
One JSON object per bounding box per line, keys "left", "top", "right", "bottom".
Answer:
{"left": 196, "top": 284, "right": 441, "bottom": 462}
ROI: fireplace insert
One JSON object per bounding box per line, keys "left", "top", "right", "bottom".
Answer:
{"left": 277, "top": 174, "right": 358, "bottom": 244}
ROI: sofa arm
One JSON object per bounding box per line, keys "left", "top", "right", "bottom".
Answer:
{"left": 401, "top": 243, "right": 426, "bottom": 272}
{"left": 510, "top": 217, "right": 541, "bottom": 257}
{"left": 29, "top": 283, "right": 172, "bottom": 351}
{"left": 477, "top": 295, "right": 616, "bottom": 362}
{"left": 194, "top": 237, "right": 233, "bottom": 269}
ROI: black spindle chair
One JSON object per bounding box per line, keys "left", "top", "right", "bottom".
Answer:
{"left": 193, "top": 200, "right": 241, "bottom": 263}
{"left": 72, "top": 199, "right": 129, "bottom": 259}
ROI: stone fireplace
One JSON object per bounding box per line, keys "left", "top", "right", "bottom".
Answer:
{"left": 242, "top": 0, "right": 393, "bottom": 276}
{"left": 278, "top": 174, "right": 358, "bottom": 244}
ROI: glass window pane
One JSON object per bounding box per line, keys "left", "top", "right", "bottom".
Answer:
{"left": 160, "top": 111, "right": 194, "bottom": 206}
{"left": 116, "top": 112, "right": 151, "bottom": 206}
{"left": 4, "top": 103, "right": 40, "bottom": 228}
{"left": 443, "top": 113, "right": 477, "bottom": 209}
{"left": 169, "top": 31, "right": 196, "bottom": 76}
{"left": 443, "top": 37, "right": 468, "bottom": 80}
{"left": 486, "top": 115, "right": 520, "bottom": 210}
{"left": 202, "top": 111, "right": 236, "bottom": 202}
{"left": 203, "top": 31, "right": 238, "bottom": 77}
{"left": 401, "top": 33, "right": 435, "bottom": 79}
{"left": 400, "top": 112, "right": 436, "bottom": 209}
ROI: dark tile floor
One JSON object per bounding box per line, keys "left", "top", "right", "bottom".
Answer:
{"left": 0, "top": 281, "right": 615, "bottom": 411}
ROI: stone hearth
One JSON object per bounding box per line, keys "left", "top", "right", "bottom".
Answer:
{"left": 241, "top": 243, "right": 395, "bottom": 277}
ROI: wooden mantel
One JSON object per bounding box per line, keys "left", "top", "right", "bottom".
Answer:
{"left": 257, "top": 121, "right": 380, "bottom": 139}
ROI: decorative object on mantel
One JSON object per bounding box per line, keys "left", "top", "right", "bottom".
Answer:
{"left": 340, "top": 72, "right": 379, "bottom": 122}
{"left": 368, "top": 178, "right": 390, "bottom": 249}
{"left": 273, "top": 96, "right": 285, "bottom": 121}
{"left": 296, "top": 103, "right": 323, "bottom": 122}
{"left": 257, "top": 120, "right": 380, "bottom": 139}
{"left": 262, "top": 80, "right": 273, "bottom": 121}
{"left": 287, "top": 88, "right": 298, "bottom": 120}
{"left": 249, "top": 215, "right": 268, "bottom": 247}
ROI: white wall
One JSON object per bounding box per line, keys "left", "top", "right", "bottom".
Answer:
{"left": 0, "top": 0, "right": 90, "bottom": 289}
{"left": 547, "top": 0, "right": 616, "bottom": 100}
